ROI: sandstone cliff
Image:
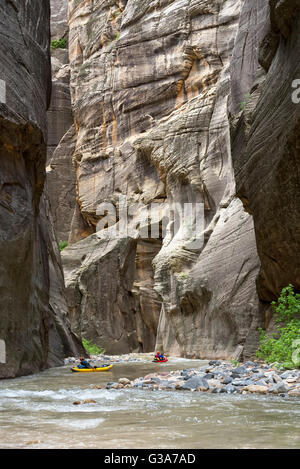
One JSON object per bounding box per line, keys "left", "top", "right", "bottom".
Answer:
{"left": 0, "top": 0, "right": 83, "bottom": 378}
{"left": 47, "top": 0, "right": 299, "bottom": 359}
{"left": 47, "top": 0, "right": 76, "bottom": 244}
{"left": 231, "top": 0, "right": 300, "bottom": 304}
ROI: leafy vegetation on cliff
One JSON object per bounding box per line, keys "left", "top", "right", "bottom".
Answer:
{"left": 51, "top": 38, "right": 67, "bottom": 50}
{"left": 82, "top": 338, "right": 105, "bottom": 355}
{"left": 256, "top": 285, "right": 300, "bottom": 369}
{"left": 59, "top": 240, "right": 68, "bottom": 251}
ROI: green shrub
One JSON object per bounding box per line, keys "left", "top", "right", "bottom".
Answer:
{"left": 240, "top": 93, "right": 251, "bottom": 111}
{"left": 82, "top": 338, "right": 105, "bottom": 355}
{"left": 256, "top": 284, "right": 300, "bottom": 369}
{"left": 51, "top": 38, "right": 67, "bottom": 50}
{"left": 59, "top": 240, "right": 68, "bottom": 251}
{"left": 231, "top": 359, "right": 240, "bottom": 367}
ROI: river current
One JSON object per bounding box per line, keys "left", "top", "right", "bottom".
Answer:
{"left": 0, "top": 357, "right": 299, "bottom": 449}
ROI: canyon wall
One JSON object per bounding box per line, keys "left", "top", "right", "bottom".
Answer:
{"left": 53, "top": 0, "right": 261, "bottom": 358}
{"left": 47, "top": 0, "right": 300, "bottom": 359}
{"left": 0, "top": 0, "right": 82, "bottom": 378}
{"left": 47, "top": 0, "right": 76, "bottom": 244}
{"left": 231, "top": 0, "right": 300, "bottom": 303}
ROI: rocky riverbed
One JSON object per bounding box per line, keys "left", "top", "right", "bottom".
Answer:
{"left": 106, "top": 360, "right": 300, "bottom": 398}
{"left": 65, "top": 355, "right": 300, "bottom": 398}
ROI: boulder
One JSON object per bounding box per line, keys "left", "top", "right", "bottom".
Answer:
{"left": 269, "top": 383, "right": 289, "bottom": 394}
{"left": 119, "top": 378, "right": 131, "bottom": 386}
{"left": 243, "top": 385, "right": 269, "bottom": 394}
{"left": 73, "top": 399, "right": 97, "bottom": 405}
{"left": 181, "top": 376, "right": 209, "bottom": 391}
{"left": 288, "top": 388, "right": 300, "bottom": 397}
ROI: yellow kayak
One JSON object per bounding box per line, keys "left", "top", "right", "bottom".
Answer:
{"left": 71, "top": 364, "right": 113, "bottom": 373}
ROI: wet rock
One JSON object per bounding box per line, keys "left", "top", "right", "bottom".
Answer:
{"left": 288, "top": 388, "right": 300, "bottom": 397}
{"left": 232, "top": 366, "right": 247, "bottom": 375}
{"left": 175, "top": 383, "right": 184, "bottom": 390}
{"left": 166, "top": 383, "right": 176, "bottom": 390}
{"left": 280, "top": 371, "right": 296, "bottom": 379}
{"left": 119, "top": 378, "right": 131, "bottom": 386}
{"left": 265, "top": 376, "right": 276, "bottom": 385}
{"left": 181, "top": 376, "right": 209, "bottom": 391}
{"left": 209, "top": 361, "right": 221, "bottom": 366}
{"left": 254, "top": 380, "right": 268, "bottom": 386}
{"left": 231, "top": 373, "right": 241, "bottom": 380}
{"left": 106, "top": 382, "right": 119, "bottom": 390}
{"left": 253, "top": 373, "right": 266, "bottom": 379}
{"left": 245, "top": 361, "right": 256, "bottom": 367}
{"left": 232, "top": 379, "right": 252, "bottom": 387}
{"left": 286, "top": 377, "right": 300, "bottom": 384}
{"left": 269, "top": 383, "right": 289, "bottom": 394}
{"left": 207, "top": 379, "right": 222, "bottom": 388}
{"left": 73, "top": 399, "right": 97, "bottom": 405}
{"left": 26, "top": 440, "right": 42, "bottom": 446}
{"left": 225, "top": 384, "right": 237, "bottom": 394}
{"left": 143, "top": 379, "right": 154, "bottom": 385}
{"left": 199, "top": 366, "right": 211, "bottom": 373}
{"left": 204, "top": 373, "right": 214, "bottom": 380}
{"left": 222, "top": 377, "right": 233, "bottom": 385}
{"left": 197, "top": 386, "right": 209, "bottom": 392}
{"left": 211, "top": 388, "right": 225, "bottom": 394}
{"left": 272, "top": 374, "right": 283, "bottom": 384}
{"left": 243, "top": 385, "right": 269, "bottom": 394}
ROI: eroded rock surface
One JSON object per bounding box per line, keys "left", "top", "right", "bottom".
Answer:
{"left": 47, "top": 0, "right": 76, "bottom": 244}
{"left": 0, "top": 0, "right": 82, "bottom": 378}
{"left": 56, "top": 0, "right": 268, "bottom": 358}
{"left": 231, "top": 0, "right": 300, "bottom": 302}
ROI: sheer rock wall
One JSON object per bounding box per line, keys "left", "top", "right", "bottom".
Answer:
{"left": 231, "top": 0, "right": 300, "bottom": 304}
{"left": 0, "top": 0, "right": 82, "bottom": 378}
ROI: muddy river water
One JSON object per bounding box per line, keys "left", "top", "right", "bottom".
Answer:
{"left": 0, "top": 357, "right": 299, "bottom": 449}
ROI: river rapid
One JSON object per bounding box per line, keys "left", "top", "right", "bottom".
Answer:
{"left": 0, "top": 356, "right": 299, "bottom": 449}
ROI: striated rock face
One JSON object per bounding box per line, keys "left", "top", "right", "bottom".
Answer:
{"left": 47, "top": 48, "right": 73, "bottom": 163}
{"left": 55, "top": 0, "right": 269, "bottom": 358}
{"left": 47, "top": 0, "right": 71, "bottom": 160}
{"left": 231, "top": 0, "right": 300, "bottom": 303}
{"left": 63, "top": 232, "right": 162, "bottom": 353}
{"left": 50, "top": 0, "right": 69, "bottom": 41}
{"left": 47, "top": 0, "right": 76, "bottom": 244}
{"left": 0, "top": 0, "right": 82, "bottom": 378}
